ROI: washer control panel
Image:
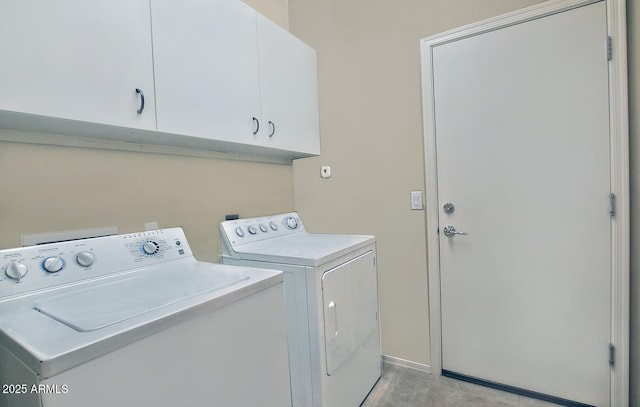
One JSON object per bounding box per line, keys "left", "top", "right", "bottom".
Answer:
{"left": 0, "top": 227, "right": 192, "bottom": 299}
{"left": 220, "top": 212, "right": 305, "bottom": 246}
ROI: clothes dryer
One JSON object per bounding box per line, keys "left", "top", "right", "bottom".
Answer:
{"left": 220, "top": 212, "right": 381, "bottom": 407}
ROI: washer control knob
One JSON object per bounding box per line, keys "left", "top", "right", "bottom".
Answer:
{"left": 43, "top": 256, "right": 64, "bottom": 273}
{"left": 247, "top": 225, "right": 258, "bottom": 235}
{"left": 142, "top": 241, "right": 160, "bottom": 255}
{"left": 285, "top": 216, "right": 298, "bottom": 230}
{"left": 235, "top": 227, "right": 245, "bottom": 238}
{"left": 5, "top": 261, "right": 28, "bottom": 281}
{"left": 76, "top": 251, "right": 95, "bottom": 267}
{"left": 269, "top": 222, "right": 278, "bottom": 231}
{"left": 259, "top": 224, "right": 268, "bottom": 233}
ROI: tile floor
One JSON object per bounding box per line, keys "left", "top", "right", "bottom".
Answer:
{"left": 361, "top": 363, "right": 564, "bottom": 407}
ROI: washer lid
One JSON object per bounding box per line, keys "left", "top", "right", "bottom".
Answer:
{"left": 0, "top": 259, "right": 283, "bottom": 379}
{"left": 226, "top": 232, "right": 375, "bottom": 267}
{"left": 34, "top": 271, "right": 249, "bottom": 332}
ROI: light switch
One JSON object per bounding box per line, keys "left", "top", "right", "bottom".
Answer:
{"left": 411, "top": 191, "right": 424, "bottom": 210}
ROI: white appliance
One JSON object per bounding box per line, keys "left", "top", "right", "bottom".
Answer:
{"left": 0, "top": 227, "right": 291, "bottom": 407}
{"left": 220, "top": 212, "right": 381, "bottom": 407}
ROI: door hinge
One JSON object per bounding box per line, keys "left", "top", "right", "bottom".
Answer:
{"left": 607, "top": 36, "right": 612, "bottom": 61}
{"left": 609, "top": 343, "right": 615, "bottom": 366}
{"left": 609, "top": 193, "right": 616, "bottom": 216}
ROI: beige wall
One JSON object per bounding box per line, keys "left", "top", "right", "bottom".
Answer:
{"left": 0, "top": 0, "right": 292, "bottom": 262}
{"left": 0, "top": 141, "right": 293, "bottom": 261}
{"left": 289, "top": 6, "right": 639, "bottom": 404}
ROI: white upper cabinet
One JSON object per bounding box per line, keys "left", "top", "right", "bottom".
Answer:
{"left": 151, "top": 0, "right": 261, "bottom": 146}
{"left": 0, "top": 0, "right": 156, "bottom": 131}
{"left": 0, "top": 0, "right": 319, "bottom": 160}
{"left": 151, "top": 1, "right": 320, "bottom": 157}
{"left": 257, "top": 14, "right": 320, "bottom": 156}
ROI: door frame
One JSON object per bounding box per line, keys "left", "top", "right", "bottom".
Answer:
{"left": 420, "top": 0, "right": 629, "bottom": 405}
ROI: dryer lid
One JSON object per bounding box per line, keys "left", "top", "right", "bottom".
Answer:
{"left": 226, "top": 233, "right": 374, "bottom": 267}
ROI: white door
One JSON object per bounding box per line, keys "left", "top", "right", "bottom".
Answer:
{"left": 151, "top": 0, "right": 261, "bottom": 145}
{"left": 257, "top": 14, "right": 321, "bottom": 155}
{"left": 0, "top": 0, "right": 155, "bottom": 130}
{"left": 431, "top": 3, "right": 610, "bottom": 406}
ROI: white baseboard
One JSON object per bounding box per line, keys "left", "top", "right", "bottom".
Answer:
{"left": 382, "top": 355, "right": 431, "bottom": 374}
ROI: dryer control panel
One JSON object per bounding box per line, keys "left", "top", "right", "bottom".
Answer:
{"left": 220, "top": 212, "right": 305, "bottom": 247}
{"left": 0, "top": 228, "right": 193, "bottom": 299}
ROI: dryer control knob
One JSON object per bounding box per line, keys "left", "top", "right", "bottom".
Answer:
{"left": 76, "top": 251, "right": 95, "bottom": 267}
{"left": 43, "top": 256, "right": 64, "bottom": 273}
{"left": 269, "top": 222, "right": 278, "bottom": 231}
{"left": 247, "top": 225, "right": 258, "bottom": 235}
{"left": 285, "top": 216, "right": 298, "bottom": 230}
{"left": 5, "top": 261, "right": 28, "bottom": 281}
{"left": 259, "top": 224, "right": 268, "bottom": 233}
{"left": 235, "top": 227, "right": 245, "bottom": 238}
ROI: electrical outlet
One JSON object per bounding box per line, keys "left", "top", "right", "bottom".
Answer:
{"left": 321, "top": 166, "right": 331, "bottom": 179}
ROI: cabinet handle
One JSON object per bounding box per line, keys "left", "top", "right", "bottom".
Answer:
{"left": 252, "top": 117, "right": 260, "bottom": 135}
{"left": 135, "top": 88, "right": 145, "bottom": 115}
{"left": 268, "top": 121, "right": 275, "bottom": 138}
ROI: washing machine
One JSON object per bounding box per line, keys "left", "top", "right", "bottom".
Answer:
{"left": 220, "top": 212, "right": 381, "bottom": 407}
{"left": 0, "top": 227, "right": 291, "bottom": 407}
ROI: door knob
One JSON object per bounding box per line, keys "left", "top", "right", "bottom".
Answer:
{"left": 443, "top": 202, "right": 455, "bottom": 214}
{"left": 443, "top": 225, "right": 467, "bottom": 237}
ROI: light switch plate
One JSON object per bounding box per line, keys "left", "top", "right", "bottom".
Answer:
{"left": 411, "top": 191, "right": 424, "bottom": 210}
{"left": 321, "top": 166, "right": 331, "bottom": 179}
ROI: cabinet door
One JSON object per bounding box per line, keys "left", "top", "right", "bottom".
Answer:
{"left": 151, "top": 0, "right": 261, "bottom": 145}
{"left": 257, "top": 15, "right": 320, "bottom": 155}
{"left": 0, "top": 0, "right": 155, "bottom": 130}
